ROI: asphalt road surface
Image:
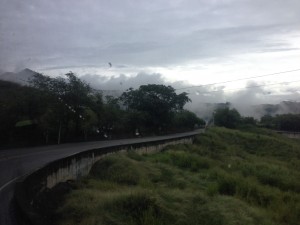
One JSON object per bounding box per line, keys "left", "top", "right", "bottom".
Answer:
{"left": 0, "top": 130, "right": 202, "bottom": 225}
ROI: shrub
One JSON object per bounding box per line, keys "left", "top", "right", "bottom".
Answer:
{"left": 104, "top": 192, "right": 172, "bottom": 225}
{"left": 217, "top": 175, "right": 237, "bottom": 196}
{"left": 207, "top": 183, "right": 219, "bottom": 197}
{"left": 90, "top": 156, "right": 141, "bottom": 185}
{"left": 150, "top": 151, "right": 210, "bottom": 171}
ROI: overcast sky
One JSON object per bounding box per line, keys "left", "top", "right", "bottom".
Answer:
{"left": 1, "top": 0, "right": 300, "bottom": 107}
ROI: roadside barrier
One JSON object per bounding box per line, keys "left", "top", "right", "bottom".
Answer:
{"left": 14, "top": 134, "right": 197, "bottom": 225}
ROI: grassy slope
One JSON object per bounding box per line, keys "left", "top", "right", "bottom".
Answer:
{"left": 55, "top": 127, "right": 300, "bottom": 225}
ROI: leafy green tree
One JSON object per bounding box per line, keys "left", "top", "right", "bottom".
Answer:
{"left": 260, "top": 114, "right": 300, "bottom": 132}
{"left": 173, "top": 110, "right": 205, "bottom": 130}
{"left": 95, "top": 95, "right": 125, "bottom": 138}
{"left": 0, "top": 80, "right": 47, "bottom": 146}
{"left": 124, "top": 110, "right": 150, "bottom": 135}
{"left": 64, "top": 72, "right": 92, "bottom": 137}
{"left": 30, "top": 72, "right": 94, "bottom": 142}
{"left": 82, "top": 108, "right": 98, "bottom": 140}
{"left": 241, "top": 117, "right": 257, "bottom": 125}
{"left": 120, "top": 84, "right": 190, "bottom": 132}
{"left": 275, "top": 114, "right": 300, "bottom": 132}
{"left": 214, "top": 107, "right": 241, "bottom": 129}
{"left": 260, "top": 115, "right": 276, "bottom": 129}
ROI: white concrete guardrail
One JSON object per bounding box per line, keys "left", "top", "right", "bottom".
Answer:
{"left": 14, "top": 131, "right": 200, "bottom": 225}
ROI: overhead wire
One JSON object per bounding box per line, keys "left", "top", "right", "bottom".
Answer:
{"left": 91, "top": 69, "right": 300, "bottom": 94}
{"left": 175, "top": 68, "right": 300, "bottom": 90}
{"left": 188, "top": 79, "right": 300, "bottom": 95}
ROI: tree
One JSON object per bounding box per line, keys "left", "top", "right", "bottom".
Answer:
{"left": 99, "top": 95, "right": 124, "bottom": 137}
{"left": 260, "top": 115, "right": 275, "bottom": 129}
{"left": 275, "top": 114, "right": 300, "bottom": 132}
{"left": 120, "top": 84, "right": 190, "bottom": 132}
{"left": 241, "top": 117, "right": 257, "bottom": 125}
{"left": 173, "top": 110, "right": 205, "bottom": 130}
{"left": 214, "top": 107, "right": 241, "bottom": 129}
{"left": 30, "top": 72, "right": 94, "bottom": 143}
{"left": 82, "top": 108, "right": 98, "bottom": 140}
{"left": 64, "top": 72, "right": 92, "bottom": 137}
{"left": 0, "top": 80, "right": 48, "bottom": 146}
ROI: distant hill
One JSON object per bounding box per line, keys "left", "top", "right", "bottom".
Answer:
{"left": 254, "top": 101, "right": 300, "bottom": 116}
{"left": 191, "top": 101, "right": 300, "bottom": 122}
{"left": 0, "top": 68, "right": 38, "bottom": 85}
{"left": 0, "top": 69, "right": 124, "bottom": 98}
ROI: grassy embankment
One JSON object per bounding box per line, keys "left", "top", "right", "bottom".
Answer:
{"left": 54, "top": 127, "right": 300, "bottom": 225}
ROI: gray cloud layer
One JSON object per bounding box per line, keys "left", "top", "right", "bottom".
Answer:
{"left": 1, "top": 0, "right": 300, "bottom": 70}
{"left": 1, "top": 0, "right": 300, "bottom": 119}
{"left": 78, "top": 72, "right": 300, "bottom": 120}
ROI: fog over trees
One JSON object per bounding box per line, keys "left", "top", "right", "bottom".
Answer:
{"left": 1, "top": 68, "right": 300, "bottom": 148}
{"left": 0, "top": 72, "right": 205, "bottom": 148}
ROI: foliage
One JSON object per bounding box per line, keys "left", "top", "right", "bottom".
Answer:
{"left": 260, "top": 114, "right": 300, "bottom": 132}
{"left": 241, "top": 116, "right": 257, "bottom": 125}
{"left": 0, "top": 76, "right": 203, "bottom": 147}
{"left": 214, "top": 107, "right": 241, "bottom": 128}
{"left": 173, "top": 110, "right": 205, "bottom": 130}
{"left": 276, "top": 114, "right": 300, "bottom": 131}
{"left": 260, "top": 115, "right": 275, "bottom": 129}
{"left": 53, "top": 127, "right": 300, "bottom": 225}
{"left": 0, "top": 80, "right": 46, "bottom": 145}
{"left": 121, "top": 84, "right": 190, "bottom": 112}
{"left": 28, "top": 72, "right": 97, "bottom": 143}
{"left": 90, "top": 155, "right": 142, "bottom": 185}
{"left": 120, "top": 84, "right": 191, "bottom": 131}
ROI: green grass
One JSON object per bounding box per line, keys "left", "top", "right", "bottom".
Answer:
{"left": 54, "top": 127, "right": 300, "bottom": 225}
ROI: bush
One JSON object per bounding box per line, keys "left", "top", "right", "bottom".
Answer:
{"left": 217, "top": 175, "right": 237, "bottom": 196}
{"left": 90, "top": 156, "right": 141, "bottom": 185}
{"left": 150, "top": 151, "right": 210, "bottom": 171}
{"left": 213, "top": 171, "right": 277, "bottom": 207}
{"left": 240, "top": 163, "right": 300, "bottom": 193}
{"left": 104, "top": 192, "right": 172, "bottom": 225}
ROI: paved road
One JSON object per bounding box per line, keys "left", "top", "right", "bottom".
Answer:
{"left": 0, "top": 130, "right": 201, "bottom": 225}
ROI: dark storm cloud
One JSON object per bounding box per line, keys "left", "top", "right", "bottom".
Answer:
{"left": 1, "top": 0, "right": 300, "bottom": 70}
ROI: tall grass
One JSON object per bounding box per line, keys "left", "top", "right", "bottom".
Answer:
{"left": 54, "top": 127, "right": 300, "bottom": 225}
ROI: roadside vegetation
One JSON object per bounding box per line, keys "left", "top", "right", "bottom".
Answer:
{"left": 0, "top": 74, "right": 204, "bottom": 148}
{"left": 53, "top": 127, "right": 300, "bottom": 225}
{"left": 213, "top": 105, "right": 300, "bottom": 132}
{"left": 2, "top": 70, "right": 299, "bottom": 149}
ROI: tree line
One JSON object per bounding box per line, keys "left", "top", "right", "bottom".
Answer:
{"left": 213, "top": 106, "right": 300, "bottom": 132}
{"left": 260, "top": 114, "right": 300, "bottom": 132}
{"left": 0, "top": 72, "right": 205, "bottom": 148}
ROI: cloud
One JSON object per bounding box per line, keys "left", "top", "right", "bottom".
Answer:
{"left": 1, "top": 0, "right": 300, "bottom": 70}
{"left": 80, "top": 72, "right": 168, "bottom": 91}
{"left": 1, "top": 0, "right": 300, "bottom": 121}
{"left": 78, "top": 71, "right": 226, "bottom": 120}
{"left": 79, "top": 72, "right": 300, "bottom": 119}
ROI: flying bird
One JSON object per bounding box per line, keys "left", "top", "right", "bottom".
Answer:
{"left": 108, "top": 62, "right": 112, "bottom": 67}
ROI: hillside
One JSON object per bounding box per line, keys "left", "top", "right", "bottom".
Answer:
{"left": 46, "top": 128, "right": 300, "bottom": 225}
{"left": 0, "top": 68, "right": 37, "bottom": 85}
{"left": 254, "top": 101, "right": 300, "bottom": 116}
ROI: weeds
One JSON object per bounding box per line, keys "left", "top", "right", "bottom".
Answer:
{"left": 54, "top": 127, "right": 300, "bottom": 225}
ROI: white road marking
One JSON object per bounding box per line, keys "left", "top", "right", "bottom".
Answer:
{"left": 0, "top": 176, "right": 22, "bottom": 192}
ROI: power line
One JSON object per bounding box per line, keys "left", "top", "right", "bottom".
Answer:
{"left": 189, "top": 79, "right": 300, "bottom": 95}
{"left": 175, "top": 68, "right": 300, "bottom": 90}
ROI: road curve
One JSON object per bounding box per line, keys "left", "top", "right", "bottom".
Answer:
{"left": 0, "top": 130, "right": 202, "bottom": 225}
